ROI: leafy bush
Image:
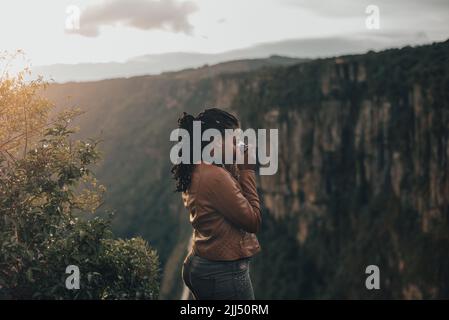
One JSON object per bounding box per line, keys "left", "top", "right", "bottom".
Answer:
{"left": 0, "top": 53, "right": 160, "bottom": 299}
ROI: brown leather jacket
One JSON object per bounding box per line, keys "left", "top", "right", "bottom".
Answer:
{"left": 182, "top": 163, "right": 262, "bottom": 261}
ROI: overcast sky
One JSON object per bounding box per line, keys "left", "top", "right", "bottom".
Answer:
{"left": 1, "top": 0, "right": 448, "bottom": 66}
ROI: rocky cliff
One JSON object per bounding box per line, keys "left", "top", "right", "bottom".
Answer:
{"left": 229, "top": 41, "right": 449, "bottom": 299}
{"left": 44, "top": 40, "right": 449, "bottom": 299}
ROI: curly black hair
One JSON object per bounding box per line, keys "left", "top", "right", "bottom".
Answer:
{"left": 171, "top": 108, "right": 239, "bottom": 192}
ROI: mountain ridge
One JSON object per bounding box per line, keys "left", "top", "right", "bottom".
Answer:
{"left": 35, "top": 34, "right": 432, "bottom": 83}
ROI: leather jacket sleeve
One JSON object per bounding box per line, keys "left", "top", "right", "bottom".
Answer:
{"left": 201, "top": 167, "right": 261, "bottom": 233}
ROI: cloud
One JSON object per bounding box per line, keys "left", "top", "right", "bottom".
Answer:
{"left": 70, "top": 0, "right": 198, "bottom": 37}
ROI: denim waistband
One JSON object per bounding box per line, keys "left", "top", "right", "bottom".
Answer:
{"left": 187, "top": 251, "right": 251, "bottom": 273}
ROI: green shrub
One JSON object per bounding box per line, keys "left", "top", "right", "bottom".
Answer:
{"left": 0, "top": 58, "right": 159, "bottom": 299}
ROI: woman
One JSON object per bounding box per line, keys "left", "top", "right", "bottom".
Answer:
{"left": 172, "top": 108, "right": 262, "bottom": 300}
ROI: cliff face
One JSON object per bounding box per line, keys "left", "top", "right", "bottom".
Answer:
{"left": 227, "top": 42, "right": 449, "bottom": 298}
{"left": 44, "top": 41, "right": 449, "bottom": 299}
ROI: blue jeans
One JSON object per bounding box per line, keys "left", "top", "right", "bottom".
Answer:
{"left": 182, "top": 252, "right": 255, "bottom": 300}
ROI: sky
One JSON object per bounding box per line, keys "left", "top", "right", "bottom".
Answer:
{"left": 1, "top": 0, "right": 448, "bottom": 66}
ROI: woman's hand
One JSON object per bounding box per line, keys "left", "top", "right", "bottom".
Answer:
{"left": 237, "top": 143, "right": 257, "bottom": 171}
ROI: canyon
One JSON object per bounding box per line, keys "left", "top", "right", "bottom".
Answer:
{"left": 43, "top": 40, "right": 449, "bottom": 299}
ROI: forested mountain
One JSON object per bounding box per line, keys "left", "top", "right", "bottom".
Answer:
{"left": 43, "top": 40, "right": 449, "bottom": 299}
